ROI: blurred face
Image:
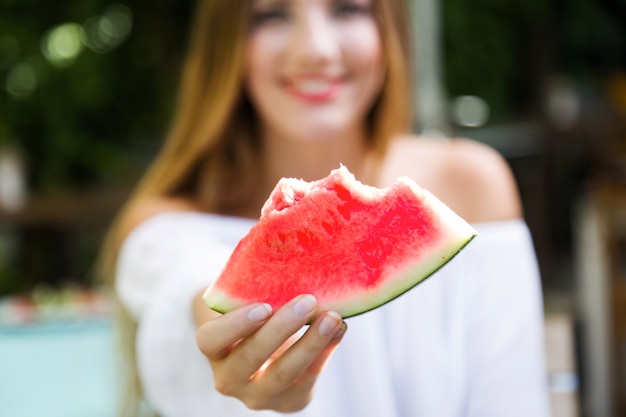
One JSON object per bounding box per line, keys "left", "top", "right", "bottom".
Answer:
{"left": 245, "top": 0, "right": 385, "bottom": 143}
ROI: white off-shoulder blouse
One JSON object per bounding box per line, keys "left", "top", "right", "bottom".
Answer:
{"left": 116, "top": 212, "right": 551, "bottom": 417}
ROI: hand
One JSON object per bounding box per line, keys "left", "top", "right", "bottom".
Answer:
{"left": 195, "top": 293, "right": 347, "bottom": 412}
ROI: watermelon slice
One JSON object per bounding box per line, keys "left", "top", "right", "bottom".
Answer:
{"left": 203, "top": 166, "right": 476, "bottom": 318}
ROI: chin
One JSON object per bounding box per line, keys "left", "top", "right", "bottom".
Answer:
{"left": 292, "top": 128, "right": 352, "bottom": 144}
{"left": 294, "top": 118, "right": 361, "bottom": 140}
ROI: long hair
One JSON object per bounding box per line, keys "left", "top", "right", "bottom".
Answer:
{"left": 98, "top": 0, "right": 413, "bottom": 415}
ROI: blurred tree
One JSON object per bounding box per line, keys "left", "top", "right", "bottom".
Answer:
{"left": 0, "top": 0, "right": 193, "bottom": 294}
{"left": 0, "top": 0, "right": 623, "bottom": 296}
{"left": 441, "top": 0, "right": 625, "bottom": 122}
{"left": 555, "top": 0, "right": 625, "bottom": 80}
{"left": 0, "top": 0, "right": 192, "bottom": 193}
{"left": 0, "top": 0, "right": 623, "bottom": 193}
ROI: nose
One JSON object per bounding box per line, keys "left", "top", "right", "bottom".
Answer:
{"left": 289, "top": 10, "right": 339, "bottom": 68}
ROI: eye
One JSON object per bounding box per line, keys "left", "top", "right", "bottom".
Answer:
{"left": 332, "top": 1, "right": 372, "bottom": 18}
{"left": 251, "top": 8, "right": 290, "bottom": 26}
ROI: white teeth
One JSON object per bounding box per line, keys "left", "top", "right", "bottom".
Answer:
{"left": 294, "top": 80, "right": 331, "bottom": 95}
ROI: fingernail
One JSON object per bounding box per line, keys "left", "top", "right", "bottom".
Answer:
{"left": 318, "top": 311, "right": 341, "bottom": 336}
{"left": 292, "top": 294, "right": 316, "bottom": 317}
{"left": 248, "top": 303, "right": 272, "bottom": 322}
{"left": 332, "top": 321, "right": 347, "bottom": 339}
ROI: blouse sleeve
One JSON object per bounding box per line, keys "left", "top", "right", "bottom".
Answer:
{"left": 114, "top": 213, "right": 259, "bottom": 417}
{"left": 115, "top": 213, "right": 235, "bottom": 322}
{"left": 464, "top": 220, "right": 551, "bottom": 417}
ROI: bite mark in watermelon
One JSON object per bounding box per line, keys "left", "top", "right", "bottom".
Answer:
{"left": 203, "top": 166, "right": 477, "bottom": 318}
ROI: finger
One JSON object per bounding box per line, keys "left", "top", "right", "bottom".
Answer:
{"left": 261, "top": 339, "right": 347, "bottom": 416}
{"left": 226, "top": 294, "right": 317, "bottom": 383}
{"left": 257, "top": 319, "right": 347, "bottom": 413}
{"left": 196, "top": 302, "right": 273, "bottom": 360}
{"left": 304, "top": 320, "right": 347, "bottom": 375}
{"left": 276, "top": 322, "right": 346, "bottom": 411}
{"left": 260, "top": 311, "right": 344, "bottom": 393}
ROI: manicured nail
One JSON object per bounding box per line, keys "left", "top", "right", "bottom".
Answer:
{"left": 292, "top": 294, "right": 316, "bottom": 317}
{"left": 333, "top": 321, "right": 347, "bottom": 339}
{"left": 248, "top": 303, "right": 272, "bottom": 322}
{"left": 318, "top": 311, "right": 341, "bottom": 336}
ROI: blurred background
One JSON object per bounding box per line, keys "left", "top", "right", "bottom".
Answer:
{"left": 0, "top": 0, "right": 624, "bottom": 416}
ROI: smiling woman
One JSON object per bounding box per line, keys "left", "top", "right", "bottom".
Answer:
{"left": 246, "top": 0, "right": 385, "bottom": 143}
{"left": 246, "top": 0, "right": 390, "bottom": 197}
{"left": 98, "top": 0, "right": 551, "bottom": 416}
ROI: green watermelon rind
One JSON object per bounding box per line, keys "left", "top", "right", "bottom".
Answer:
{"left": 328, "top": 232, "right": 476, "bottom": 318}
{"left": 204, "top": 231, "right": 476, "bottom": 319}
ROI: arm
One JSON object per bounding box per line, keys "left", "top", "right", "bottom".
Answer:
{"left": 441, "top": 140, "right": 550, "bottom": 415}
{"left": 465, "top": 221, "right": 551, "bottom": 416}
{"left": 117, "top": 205, "right": 348, "bottom": 414}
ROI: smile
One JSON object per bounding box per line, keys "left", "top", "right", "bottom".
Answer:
{"left": 286, "top": 78, "right": 342, "bottom": 103}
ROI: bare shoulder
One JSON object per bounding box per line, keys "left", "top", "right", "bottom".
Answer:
{"left": 118, "top": 196, "right": 199, "bottom": 242}
{"left": 441, "top": 138, "right": 522, "bottom": 222}
{"left": 384, "top": 136, "right": 522, "bottom": 223}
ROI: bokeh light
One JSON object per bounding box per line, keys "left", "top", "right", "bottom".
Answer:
{"left": 41, "top": 23, "right": 85, "bottom": 67}
{"left": 5, "top": 62, "right": 37, "bottom": 99}
{"left": 451, "top": 95, "right": 490, "bottom": 127}
{"left": 545, "top": 77, "right": 581, "bottom": 131}
{"left": 83, "top": 5, "right": 133, "bottom": 54}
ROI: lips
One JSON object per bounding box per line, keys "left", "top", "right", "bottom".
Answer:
{"left": 285, "top": 78, "right": 342, "bottom": 103}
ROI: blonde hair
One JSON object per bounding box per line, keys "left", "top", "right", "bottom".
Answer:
{"left": 99, "top": 0, "right": 413, "bottom": 415}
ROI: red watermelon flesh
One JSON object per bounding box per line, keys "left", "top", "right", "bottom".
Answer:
{"left": 203, "top": 165, "right": 477, "bottom": 318}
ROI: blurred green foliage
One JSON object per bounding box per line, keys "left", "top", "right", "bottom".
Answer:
{"left": 0, "top": 0, "right": 192, "bottom": 193}
{"left": 0, "top": 0, "right": 623, "bottom": 296}
{"left": 0, "top": 0, "right": 624, "bottom": 193}
{"left": 442, "top": 0, "right": 626, "bottom": 121}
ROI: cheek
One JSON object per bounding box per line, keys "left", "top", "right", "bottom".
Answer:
{"left": 341, "top": 22, "right": 383, "bottom": 68}
{"left": 340, "top": 25, "right": 385, "bottom": 93}
{"left": 343, "top": 27, "right": 386, "bottom": 106}
{"left": 245, "top": 42, "right": 266, "bottom": 90}
{"left": 245, "top": 48, "right": 271, "bottom": 117}
{"left": 245, "top": 31, "right": 287, "bottom": 95}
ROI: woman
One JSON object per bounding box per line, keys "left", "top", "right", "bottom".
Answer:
{"left": 100, "top": 0, "right": 551, "bottom": 416}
